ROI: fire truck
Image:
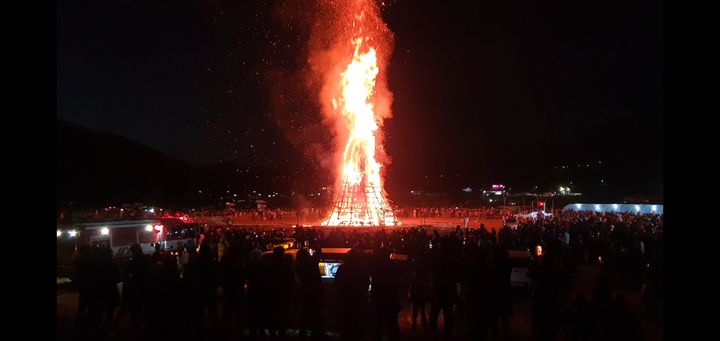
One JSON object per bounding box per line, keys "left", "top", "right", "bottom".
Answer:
{"left": 57, "top": 216, "right": 199, "bottom": 260}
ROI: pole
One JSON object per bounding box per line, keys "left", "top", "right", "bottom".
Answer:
{"left": 296, "top": 194, "right": 300, "bottom": 228}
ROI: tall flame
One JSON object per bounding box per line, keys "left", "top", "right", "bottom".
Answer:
{"left": 322, "top": 2, "right": 397, "bottom": 226}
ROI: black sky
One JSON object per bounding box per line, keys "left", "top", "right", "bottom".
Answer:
{"left": 57, "top": 0, "right": 662, "bottom": 196}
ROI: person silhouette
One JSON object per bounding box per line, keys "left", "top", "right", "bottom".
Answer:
{"left": 266, "top": 246, "right": 294, "bottom": 338}
{"left": 296, "top": 247, "right": 324, "bottom": 339}
{"left": 119, "top": 243, "right": 149, "bottom": 337}
{"left": 370, "top": 248, "right": 400, "bottom": 341}
{"left": 335, "top": 250, "right": 369, "bottom": 341}
{"left": 408, "top": 262, "right": 430, "bottom": 330}
{"left": 73, "top": 245, "right": 92, "bottom": 327}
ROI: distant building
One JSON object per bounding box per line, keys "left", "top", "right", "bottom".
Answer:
{"left": 563, "top": 203, "right": 662, "bottom": 214}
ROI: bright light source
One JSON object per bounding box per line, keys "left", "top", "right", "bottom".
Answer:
{"left": 145, "top": 225, "right": 154, "bottom": 232}
{"left": 69, "top": 230, "right": 78, "bottom": 238}
{"left": 635, "top": 205, "right": 641, "bottom": 212}
{"left": 148, "top": 208, "right": 154, "bottom": 213}
{"left": 651, "top": 205, "right": 657, "bottom": 211}
{"left": 154, "top": 224, "right": 164, "bottom": 232}
{"left": 101, "top": 227, "right": 109, "bottom": 235}
{"left": 575, "top": 204, "right": 582, "bottom": 209}
{"left": 57, "top": 230, "right": 62, "bottom": 237}
{"left": 595, "top": 204, "right": 601, "bottom": 211}
{"left": 612, "top": 204, "right": 619, "bottom": 210}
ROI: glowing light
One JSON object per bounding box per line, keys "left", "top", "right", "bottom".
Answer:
{"left": 612, "top": 204, "right": 619, "bottom": 210}
{"left": 145, "top": 225, "right": 154, "bottom": 232}
{"left": 68, "top": 230, "right": 77, "bottom": 238}
{"left": 148, "top": 208, "right": 154, "bottom": 213}
{"left": 635, "top": 205, "right": 641, "bottom": 212}
{"left": 57, "top": 230, "right": 62, "bottom": 237}
{"left": 535, "top": 245, "right": 543, "bottom": 257}
{"left": 100, "top": 227, "right": 109, "bottom": 235}
{"left": 575, "top": 203, "right": 582, "bottom": 209}
{"left": 595, "top": 204, "right": 601, "bottom": 211}
{"left": 154, "top": 224, "right": 164, "bottom": 232}
{"left": 651, "top": 205, "right": 657, "bottom": 211}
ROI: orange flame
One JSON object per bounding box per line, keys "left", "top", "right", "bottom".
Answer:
{"left": 322, "top": 2, "right": 398, "bottom": 227}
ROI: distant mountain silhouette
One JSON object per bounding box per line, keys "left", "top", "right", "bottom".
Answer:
{"left": 58, "top": 119, "right": 661, "bottom": 209}
{"left": 57, "top": 120, "right": 290, "bottom": 209}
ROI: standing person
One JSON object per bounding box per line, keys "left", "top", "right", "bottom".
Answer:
{"left": 180, "top": 245, "right": 190, "bottom": 276}
{"left": 335, "top": 250, "right": 369, "bottom": 341}
{"left": 160, "top": 253, "right": 186, "bottom": 340}
{"left": 370, "top": 248, "right": 401, "bottom": 341}
{"left": 72, "top": 245, "right": 92, "bottom": 327}
{"left": 408, "top": 260, "right": 430, "bottom": 330}
{"left": 86, "top": 247, "right": 121, "bottom": 339}
{"left": 296, "top": 248, "right": 324, "bottom": 339}
{"left": 528, "top": 240, "right": 564, "bottom": 341}
{"left": 246, "top": 248, "right": 266, "bottom": 339}
{"left": 490, "top": 245, "right": 513, "bottom": 340}
{"left": 120, "top": 244, "right": 149, "bottom": 337}
{"left": 220, "top": 242, "right": 246, "bottom": 338}
{"left": 266, "top": 247, "right": 294, "bottom": 338}
{"left": 466, "top": 244, "right": 492, "bottom": 341}
{"left": 143, "top": 253, "right": 165, "bottom": 340}
{"left": 217, "top": 236, "right": 228, "bottom": 262}
{"left": 429, "top": 238, "right": 459, "bottom": 337}
{"left": 198, "top": 242, "right": 221, "bottom": 337}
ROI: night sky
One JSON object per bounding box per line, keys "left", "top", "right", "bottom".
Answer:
{"left": 57, "top": 0, "right": 663, "bottom": 197}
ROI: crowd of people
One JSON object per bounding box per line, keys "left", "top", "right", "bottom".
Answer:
{"left": 68, "top": 209, "right": 662, "bottom": 341}
{"left": 58, "top": 206, "right": 182, "bottom": 224}
{"left": 392, "top": 207, "right": 512, "bottom": 219}
{"left": 60, "top": 205, "right": 521, "bottom": 225}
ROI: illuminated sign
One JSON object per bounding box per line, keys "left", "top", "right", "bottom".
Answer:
{"left": 491, "top": 184, "right": 505, "bottom": 190}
